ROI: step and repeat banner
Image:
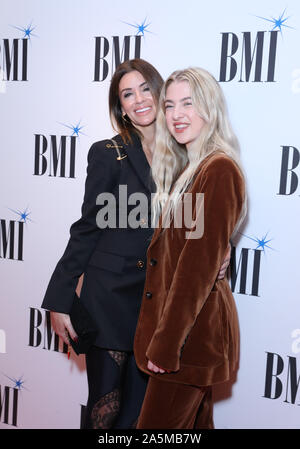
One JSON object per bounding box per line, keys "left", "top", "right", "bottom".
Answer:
{"left": 0, "top": 0, "right": 299, "bottom": 429}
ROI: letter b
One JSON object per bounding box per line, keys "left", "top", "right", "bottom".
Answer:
{"left": 278, "top": 146, "right": 299, "bottom": 195}
{"left": 219, "top": 33, "right": 239, "bottom": 82}
{"left": 263, "top": 352, "right": 284, "bottom": 399}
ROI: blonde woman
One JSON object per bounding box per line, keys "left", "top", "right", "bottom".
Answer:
{"left": 134, "top": 67, "right": 246, "bottom": 429}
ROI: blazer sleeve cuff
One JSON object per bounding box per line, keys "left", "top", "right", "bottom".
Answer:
{"left": 146, "top": 333, "right": 181, "bottom": 372}
{"left": 41, "top": 265, "right": 77, "bottom": 313}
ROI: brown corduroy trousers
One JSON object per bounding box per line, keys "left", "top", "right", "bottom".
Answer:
{"left": 136, "top": 376, "right": 214, "bottom": 429}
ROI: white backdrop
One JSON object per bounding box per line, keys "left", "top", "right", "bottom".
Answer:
{"left": 1, "top": 0, "right": 300, "bottom": 429}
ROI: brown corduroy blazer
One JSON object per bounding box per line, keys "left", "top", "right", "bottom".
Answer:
{"left": 134, "top": 152, "right": 245, "bottom": 387}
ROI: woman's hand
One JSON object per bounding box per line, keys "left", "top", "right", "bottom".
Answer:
{"left": 50, "top": 311, "right": 78, "bottom": 346}
{"left": 217, "top": 242, "right": 231, "bottom": 280}
{"left": 147, "top": 360, "right": 171, "bottom": 374}
{"left": 50, "top": 275, "right": 83, "bottom": 346}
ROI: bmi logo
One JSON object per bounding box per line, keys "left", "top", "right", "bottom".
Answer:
{"left": 219, "top": 9, "right": 293, "bottom": 82}
{"left": 263, "top": 330, "right": 300, "bottom": 405}
{"left": 33, "top": 121, "right": 85, "bottom": 178}
{"left": 94, "top": 17, "right": 151, "bottom": 81}
{"left": 229, "top": 231, "right": 273, "bottom": 297}
{"left": 28, "top": 307, "right": 68, "bottom": 354}
{"left": 0, "top": 374, "right": 26, "bottom": 427}
{"left": 0, "top": 22, "right": 36, "bottom": 82}
{"left": 0, "top": 207, "right": 32, "bottom": 261}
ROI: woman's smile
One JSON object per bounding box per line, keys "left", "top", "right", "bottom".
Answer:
{"left": 173, "top": 122, "right": 189, "bottom": 133}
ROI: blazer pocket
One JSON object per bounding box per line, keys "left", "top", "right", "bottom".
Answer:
{"left": 88, "top": 250, "right": 125, "bottom": 274}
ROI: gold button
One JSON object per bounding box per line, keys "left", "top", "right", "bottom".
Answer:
{"left": 137, "top": 260, "right": 144, "bottom": 269}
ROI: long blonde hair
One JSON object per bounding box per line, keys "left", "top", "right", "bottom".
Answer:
{"left": 151, "top": 67, "right": 247, "bottom": 230}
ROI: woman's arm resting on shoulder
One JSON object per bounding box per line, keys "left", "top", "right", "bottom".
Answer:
{"left": 217, "top": 242, "right": 231, "bottom": 279}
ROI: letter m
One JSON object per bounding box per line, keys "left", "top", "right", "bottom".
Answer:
{"left": 112, "top": 35, "right": 141, "bottom": 73}
{"left": 0, "top": 386, "right": 18, "bottom": 426}
{"left": 0, "top": 39, "right": 28, "bottom": 81}
{"left": 240, "top": 32, "right": 265, "bottom": 82}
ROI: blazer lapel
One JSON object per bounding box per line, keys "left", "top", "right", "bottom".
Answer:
{"left": 117, "top": 132, "right": 155, "bottom": 193}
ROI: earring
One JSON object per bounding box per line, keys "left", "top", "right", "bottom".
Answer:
{"left": 122, "top": 113, "right": 131, "bottom": 124}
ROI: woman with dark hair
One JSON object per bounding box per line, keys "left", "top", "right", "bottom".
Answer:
{"left": 42, "top": 59, "right": 230, "bottom": 429}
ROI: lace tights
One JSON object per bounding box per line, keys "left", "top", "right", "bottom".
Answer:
{"left": 84, "top": 346, "right": 148, "bottom": 429}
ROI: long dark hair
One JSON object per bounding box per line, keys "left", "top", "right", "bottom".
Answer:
{"left": 109, "top": 58, "right": 164, "bottom": 143}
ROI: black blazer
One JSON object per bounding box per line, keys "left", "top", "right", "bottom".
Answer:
{"left": 42, "top": 132, "right": 154, "bottom": 350}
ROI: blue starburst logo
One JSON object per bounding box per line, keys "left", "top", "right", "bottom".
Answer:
{"left": 59, "top": 120, "right": 86, "bottom": 137}
{"left": 123, "top": 17, "right": 153, "bottom": 37}
{"left": 8, "top": 206, "right": 33, "bottom": 224}
{"left": 4, "top": 374, "right": 28, "bottom": 391}
{"left": 11, "top": 21, "right": 37, "bottom": 39}
{"left": 240, "top": 231, "right": 274, "bottom": 253}
{"left": 255, "top": 8, "right": 294, "bottom": 36}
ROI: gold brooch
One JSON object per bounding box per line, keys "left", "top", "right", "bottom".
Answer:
{"left": 105, "top": 143, "right": 124, "bottom": 149}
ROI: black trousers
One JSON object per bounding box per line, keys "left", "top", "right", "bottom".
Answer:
{"left": 84, "top": 346, "right": 148, "bottom": 429}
